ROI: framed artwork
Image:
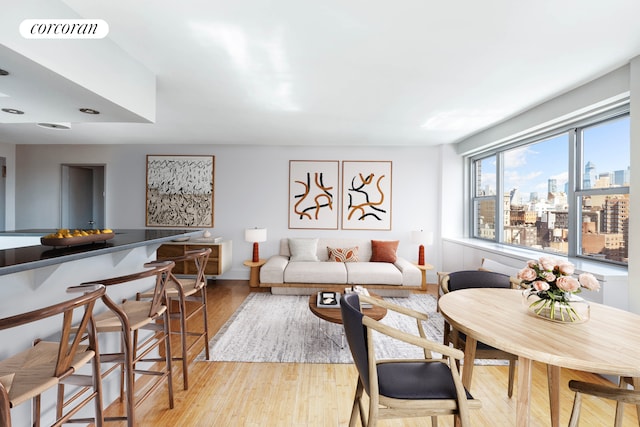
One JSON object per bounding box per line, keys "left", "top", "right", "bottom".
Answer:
{"left": 146, "top": 155, "right": 215, "bottom": 227}
{"left": 342, "top": 160, "right": 392, "bottom": 230}
{"left": 289, "top": 160, "right": 339, "bottom": 229}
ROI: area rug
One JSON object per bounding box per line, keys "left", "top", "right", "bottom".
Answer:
{"left": 196, "top": 293, "right": 456, "bottom": 364}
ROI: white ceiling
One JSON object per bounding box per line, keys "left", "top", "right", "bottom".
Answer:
{"left": 1, "top": 0, "right": 640, "bottom": 146}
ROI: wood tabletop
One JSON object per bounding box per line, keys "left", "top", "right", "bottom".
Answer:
{"left": 439, "top": 288, "right": 640, "bottom": 377}
{"left": 439, "top": 288, "right": 640, "bottom": 427}
{"left": 308, "top": 292, "right": 387, "bottom": 324}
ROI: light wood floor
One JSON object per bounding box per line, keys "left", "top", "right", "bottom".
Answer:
{"left": 104, "top": 281, "right": 639, "bottom": 426}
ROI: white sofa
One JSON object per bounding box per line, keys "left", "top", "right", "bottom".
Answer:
{"left": 259, "top": 238, "right": 422, "bottom": 296}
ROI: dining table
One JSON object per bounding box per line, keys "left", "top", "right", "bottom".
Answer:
{"left": 438, "top": 287, "right": 640, "bottom": 427}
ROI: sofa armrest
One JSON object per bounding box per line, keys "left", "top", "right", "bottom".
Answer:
{"left": 394, "top": 257, "right": 421, "bottom": 287}
{"left": 260, "top": 255, "right": 289, "bottom": 284}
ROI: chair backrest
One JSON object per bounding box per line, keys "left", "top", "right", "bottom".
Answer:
{"left": 0, "top": 284, "right": 105, "bottom": 377}
{"left": 86, "top": 261, "right": 175, "bottom": 319}
{"left": 340, "top": 293, "right": 372, "bottom": 393}
{"left": 183, "top": 248, "right": 211, "bottom": 287}
{"left": 446, "top": 270, "right": 512, "bottom": 292}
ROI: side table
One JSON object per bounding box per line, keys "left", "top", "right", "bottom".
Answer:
{"left": 414, "top": 262, "right": 434, "bottom": 291}
{"left": 243, "top": 259, "right": 266, "bottom": 287}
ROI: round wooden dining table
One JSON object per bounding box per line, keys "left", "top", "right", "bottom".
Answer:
{"left": 439, "top": 288, "right": 640, "bottom": 427}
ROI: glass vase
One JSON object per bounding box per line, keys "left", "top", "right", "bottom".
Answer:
{"left": 522, "top": 289, "right": 590, "bottom": 323}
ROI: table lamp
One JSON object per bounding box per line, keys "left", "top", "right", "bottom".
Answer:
{"left": 245, "top": 227, "right": 267, "bottom": 262}
{"left": 411, "top": 230, "right": 433, "bottom": 266}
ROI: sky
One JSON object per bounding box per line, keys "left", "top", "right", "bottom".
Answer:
{"left": 481, "top": 115, "right": 630, "bottom": 200}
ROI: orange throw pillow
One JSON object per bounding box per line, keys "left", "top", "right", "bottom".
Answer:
{"left": 370, "top": 240, "right": 399, "bottom": 263}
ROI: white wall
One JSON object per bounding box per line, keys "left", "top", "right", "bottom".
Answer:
{"left": 15, "top": 144, "right": 442, "bottom": 282}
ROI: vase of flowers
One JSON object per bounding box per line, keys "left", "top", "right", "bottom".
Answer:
{"left": 518, "top": 257, "right": 600, "bottom": 323}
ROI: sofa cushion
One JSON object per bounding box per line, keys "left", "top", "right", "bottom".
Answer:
{"left": 327, "top": 246, "right": 359, "bottom": 263}
{"left": 345, "top": 262, "right": 403, "bottom": 285}
{"left": 260, "top": 255, "right": 289, "bottom": 284}
{"left": 284, "top": 262, "right": 347, "bottom": 283}
{"left": 288, "top": 238, "right": 319, "bottom": 261}
{"left": 370, "top": 240, "right": 399, "bottom": 263}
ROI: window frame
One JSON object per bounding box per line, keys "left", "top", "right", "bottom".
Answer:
{"left": 468, "top": 105, "right": 630, "bottom": 266}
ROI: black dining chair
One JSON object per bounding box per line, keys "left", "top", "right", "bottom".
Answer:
{"left": 440, "top": 269, "right": 518, "bottom": 397}
{"left": 340, "top": 292, "right": 481, "bottom": 426}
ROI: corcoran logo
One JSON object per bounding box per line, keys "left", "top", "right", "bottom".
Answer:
{"left": 20, "top": 19, "right": 109, "bottom": 39}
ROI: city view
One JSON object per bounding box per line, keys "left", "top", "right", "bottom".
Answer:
{"left": 475, "top": 115, "right": 630, "bottom": 263}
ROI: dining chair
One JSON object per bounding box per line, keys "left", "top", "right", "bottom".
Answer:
{"left": 66, "top": 260, "right": 176, "bottom": 427}
{"left": 568, "top": 377, "right": 640, "bottom": 427}
{"left": 340, "top": 292, "right": 481, "bottom": 427}
{"left": 440, "top": 269, "right": 518, "bottom": 397}
{"left": 137, "top": 247, "right": 212, "bottom": 390}
{"left": 0, "top": 284, "right": 105, "bottom": 427}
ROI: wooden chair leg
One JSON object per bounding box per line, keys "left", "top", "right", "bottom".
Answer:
{"left": 175, "top": 295, "right": 189, "bottom": 390}
{"left": 163, "top": 309, "right": 175, "bottom": 409}
{"left": 0, "top": 385, "right": 10, "bottom": 427}
{"left": 201, "top": 287, "right": 211, "bottom": 360}
{"left": 33, "top": 394, "right": 41, "bottom": 427}
{"left": 508, "top": 360, "right": 515, "bottom": 398}
{"left": 568, "top": 391, "right": 582, "bottom": 427}
{"left": 614, "top": 376, "right": 627, "bottom": 427}
{"left": 123, "top": 332, "right": 136, "bottom": 427}
{"left": 350, "top": 379, "right": 363, "bottom": 427}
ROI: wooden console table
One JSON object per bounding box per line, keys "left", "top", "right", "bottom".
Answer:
{"left": 157, "top": 240, "right": 232, "bottom": 276}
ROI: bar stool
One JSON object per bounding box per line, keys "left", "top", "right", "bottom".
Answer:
{"left": 0, "top": 284, "right": 105, "bottom": 427}
{"left": 137, "top": 247, "right": 211, "bottom": 390}
{"left": 76, "top": 261, "right": 175, "bottom": 427}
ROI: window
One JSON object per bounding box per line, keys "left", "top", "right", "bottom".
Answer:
{"left": 470, "top": 111, "right": 629, "bottom": 265}
{"left": 473, "top": 155, "right": 497, "bottom": 239}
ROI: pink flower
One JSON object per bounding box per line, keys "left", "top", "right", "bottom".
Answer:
{"left": 539, "top": 257, "right": 558, "bottom": 271}
{"left": 543, "top": 272, "right": 556, "bottom": 282}
{"left": 527, "top": 260, "right": 538, "bottom": 268}
{"left": 558, "top": 262, "right": 575, "bottom": 276}
{"left": 518, "top": 267, "right": 537, "bottom": 282}
{"left": 579, "top": 273, "right": 600, "bottom": 291}
{"left": 532, "top": 280, "right": 550, "bottom": 291}
{"left": 556, "top": 276, "right": 580, "bottom": 292}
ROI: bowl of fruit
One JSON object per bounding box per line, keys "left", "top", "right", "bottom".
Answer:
{"left": 40, "top": 228, "right": 114, "bottom": 247}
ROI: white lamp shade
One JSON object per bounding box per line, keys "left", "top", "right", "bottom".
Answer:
{"left": 411, "top": 230, "right": 434, "bottom": 245}
{"left": 245, "top": 228, "right": 267, "bottom": 243}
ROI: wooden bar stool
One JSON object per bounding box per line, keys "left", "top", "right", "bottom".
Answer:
{"left": 138, "top": 247, "right": 211, "bottom": 390}
{"left": 0, "top": 284, "right": 105, "bottom": 427}
{"left": 74, "top": 261, "right": 176, "bottom": 427}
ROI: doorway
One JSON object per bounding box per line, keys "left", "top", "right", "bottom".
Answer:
{"left": 61, "top": 165, "right": 105, "bottom": 230}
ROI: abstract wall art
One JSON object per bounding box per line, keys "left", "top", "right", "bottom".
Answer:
{"left": 289, "top": 160, "right": 339, "bottom": 229}
{"left": 342, "top": 160, "right": 392, "bottom": 230}
{"left": 146, "top": 155, "right": 215, "bottom": 227}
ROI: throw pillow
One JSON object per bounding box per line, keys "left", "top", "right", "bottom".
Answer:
{"left": 327, "top": 246, "right": 359, "bottom": 263}
{"left": 370, "top": 240, "right": 399, "bottom": 263}
{"left": 288, "top": 238, "right": 319, "bottom": 261}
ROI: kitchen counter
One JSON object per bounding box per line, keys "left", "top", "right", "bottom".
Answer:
{"left": 0, "top": 229, "right": 198, "bottom": 276}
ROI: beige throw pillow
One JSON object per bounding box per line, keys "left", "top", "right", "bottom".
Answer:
{"left": 288, "top": 238, "right": 319, "bottom": 261}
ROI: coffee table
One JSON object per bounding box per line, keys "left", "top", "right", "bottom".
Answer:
{"left": 308, "top": 291, "right": 387, "bottom": 348}
{"left": 308, "top": 291, "right": 387, "bottom": 324}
